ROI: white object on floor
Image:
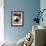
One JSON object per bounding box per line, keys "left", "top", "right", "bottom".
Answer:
{"left": 17, "top": 32, "right": 34, "bottom": 46}
{"left": 17, "top": 37, "right": 25, "bottom": 46}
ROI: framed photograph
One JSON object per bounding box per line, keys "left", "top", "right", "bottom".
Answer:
{"left": 11, "top": 11, "right": 24, "bottom": 27}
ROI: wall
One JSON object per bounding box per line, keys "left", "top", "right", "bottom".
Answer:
{"left": 4, "top": 0, "right": 40, "bottom": 42}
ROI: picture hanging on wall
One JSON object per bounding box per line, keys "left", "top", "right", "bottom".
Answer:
{"left": 11, "top": 11, "right": 24, "bottom": 27}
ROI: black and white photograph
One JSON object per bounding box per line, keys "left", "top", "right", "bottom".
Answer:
{"left": 11, "top": 11, "right": 24, "bottom": 26}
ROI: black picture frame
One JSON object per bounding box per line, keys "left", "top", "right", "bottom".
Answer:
{"left": 11, "top": 11, "right": 24, "bottom": 27}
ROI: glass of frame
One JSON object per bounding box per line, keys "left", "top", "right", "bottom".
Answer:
{"left": 11, "top": 11, "right": 24, "bottom": 27}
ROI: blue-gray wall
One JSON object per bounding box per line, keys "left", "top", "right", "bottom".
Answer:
{"left": 4, "top": 0, "right": 40, "bottom": 42}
